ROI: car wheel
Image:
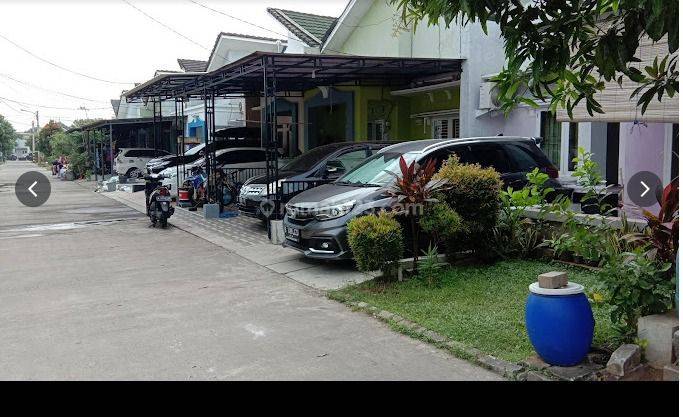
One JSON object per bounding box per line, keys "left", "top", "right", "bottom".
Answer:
{"left": 127, "top": 167, "right": 142, "bottom": 179}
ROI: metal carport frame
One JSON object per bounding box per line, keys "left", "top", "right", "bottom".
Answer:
{"left": 124, "top": 52, "right": 463, "bottom": 237}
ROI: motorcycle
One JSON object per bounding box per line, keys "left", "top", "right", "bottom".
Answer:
{"left": 144, "top": 173, "right": 175, "bottom": 228}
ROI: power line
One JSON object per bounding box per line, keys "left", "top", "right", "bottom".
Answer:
{"left": 0, "top": 95, "right": 111, "bottom": 111}
{"left": 0, "top": 73, "right": 110, "bottom": 104}
{"left": 121, "top": 0, "right": 210, "bottom": 52}
{"left": 186, "top": 0, "right": 352, "bottom": 56}
{"left": 0, "top": 32, "right": 133, "bottom": 85}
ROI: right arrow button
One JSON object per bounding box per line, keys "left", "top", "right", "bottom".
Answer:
{"left": 627, "top": 171, "right": 662, "bottom": 208}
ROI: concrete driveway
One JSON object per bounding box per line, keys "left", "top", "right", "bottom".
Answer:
{"left": 0, "top": 161, "right": 501, "bottom": 380}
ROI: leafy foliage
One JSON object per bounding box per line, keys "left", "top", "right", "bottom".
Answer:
{"left": 347, "top": 211, "right": 405, "bottom": 278}
{"left": 37, "top": 120, "right": 64, "bottom": 156}
{"left": 417, "top": 244, "right": 443, "bottom": 287}
{"left": 418, "top": 201, "right": 463, "bottom": 248}
{"left": 435, "top": 155, "right": 502, "bottom": 260}
{"left": 0, "top": 114, "right": 17, "bottom": 160}
{"left": 599, "top": 247, "right": 674, "bottom": 339}
{"left": 49, "top": 131, "right": 90, "bottom": 178}
{"left": 496, "top": 168, "right": 555, "bottom": 258}
{"left": 391, "top": 0, "right": 678, "bottom": 117}
{"left": 625, "top": 178, "right": 679, "bottom": 264}
{"left": 386, "top": 156, "right": 448, "bottom": 272}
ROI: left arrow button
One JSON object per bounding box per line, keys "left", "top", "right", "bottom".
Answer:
{"left": 15, "top": 171, "right": 51, "bottom": 207}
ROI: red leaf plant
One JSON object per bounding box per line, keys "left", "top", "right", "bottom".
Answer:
{"left": 385, "top": 156, "right": 449, "bottom": 274}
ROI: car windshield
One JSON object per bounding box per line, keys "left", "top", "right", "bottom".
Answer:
{"left": 280, "top": 143, "right": 347, "bottom": 173}
{"left": 336, "top": 152, "right": 418, "bottom": 187}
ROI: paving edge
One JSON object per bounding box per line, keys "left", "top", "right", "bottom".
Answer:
{"left": 335, "top": 299, "right": 529, "bottom": 380}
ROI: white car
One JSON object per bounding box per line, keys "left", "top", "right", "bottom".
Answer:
{"left": 160, "top": 147, "right": 269, "bottom": 196}
{"left": 115, "top": 148, "right": 171, "bottom": 179}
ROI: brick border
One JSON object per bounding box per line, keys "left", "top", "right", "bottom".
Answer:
{"left": 341, "top": 300, "right": 527, "bottom": 380}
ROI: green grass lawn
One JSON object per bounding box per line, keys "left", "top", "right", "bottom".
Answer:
{"left": 329, "top": 259, "right": 619, "bottom": 363}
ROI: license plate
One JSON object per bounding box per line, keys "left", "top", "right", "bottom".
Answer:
{"left": 156, "top": 196, "right": 172, "bottom": 202}
{"left": 284, "top": 226, "right": 300, "bottom": 242}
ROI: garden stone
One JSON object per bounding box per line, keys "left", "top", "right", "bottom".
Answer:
{"left": 377, "top": 310, "right": 396, "bottom": 321}
{"left": 673, "top": 330, "right": 679, "bottom": 364}
{"left": 546, "top": 363, "right": 602, "bottom": 381}
{"left": 523, "top": 354, "right": 550, "bottom": 370}
{"left": 662, "top": 364, "right": 679, "bottom": 381}
{"left": 537, "top": 271, "right": 568, "bottom": 289}
{"left": 605, "top": 344, "right": 641, "bottom": 377}
{"left": 637, "top": 311, "right": 679, "bottom": 367}
{"left": 476, "top": 355, "right": 524, "bottom": 378}
{"left": 526, "top": 370, "right": 556, "bottom": 381}
{"left": 356, "top": 302, "right": 369, "bottom": 309}
{"left": 423, "top": 330, "right": 448, "bottom": 344}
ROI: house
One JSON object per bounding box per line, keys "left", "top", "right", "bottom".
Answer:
{"left": 255, "top": 1, "right": 544, "bottom": 156}
{"left": 12, "top": 137, "right": 29, "bottom": 158}
{"left": 556, "top": 35, "right": 678, "bottom": 212}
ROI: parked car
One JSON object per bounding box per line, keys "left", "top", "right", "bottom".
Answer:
{"left": 282, "top": 136, "right": 567, "bottom": 260}
{"left": 238, "top": 141, "right": 397, "bottom": 221}
{"left": 115, "top": 148, "right": 171, "bottom": 179}
{"left": 9, "top": 154, "right": 17, "bottom": 160}
{"left": 160, "top": 147, "right": 268, "bottom": 196}
{"left": 146, "top": 139, "right": 261, "bottom": 174}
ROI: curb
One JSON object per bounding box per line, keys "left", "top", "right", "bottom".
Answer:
{"left": 343, "top": 300, "right": 527, "bottom": 380}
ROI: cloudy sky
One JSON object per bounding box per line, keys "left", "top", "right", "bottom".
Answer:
{"left": 0, "top": 0, "right": 348, "bottom": 131}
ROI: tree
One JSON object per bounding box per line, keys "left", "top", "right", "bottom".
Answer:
{"left": 37, "top": 120, "right": 64, "bottom": 156}
{"left": 392, "top": 0, "right": 678, "bottom": 117}
{"left": 0, "top": 115, "right": 17, "bottom": 160}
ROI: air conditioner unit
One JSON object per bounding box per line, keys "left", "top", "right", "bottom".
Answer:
{"left": 479, "top": 81, "right": 492, "bottom": 109}
{"left": 479, "top": 81, "right": 501, "bottom": 110}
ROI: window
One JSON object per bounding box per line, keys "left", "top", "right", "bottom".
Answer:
{"left": 459, "top": 143, "right": 510, "bottom": 173}
{"left": 540, "top": 111, "right": 561, "bottom": 166}
{"left": 431, "top": 116, "right": 459, "bottom": 139}
{"left": 333, "top": 149, "right": 370, "bottom": 172}
{"left": 672, "top": 124, "right": 679, "bottom": 181}
{"left": 568, "top": 122, "right": 579, "bottom": 171}
{"left": 503, "top": 143, "right": 546, "bottom": 172}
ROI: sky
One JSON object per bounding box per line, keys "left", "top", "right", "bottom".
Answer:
{"left": 0, "top": 0, "right": 348, "bottom": 132}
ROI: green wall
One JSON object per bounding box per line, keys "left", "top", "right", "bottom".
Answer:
{"left": 302, "top": 85, "right": 459, "bottom": 144}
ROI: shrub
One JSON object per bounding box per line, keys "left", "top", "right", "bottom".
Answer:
{"left": 348, "top": 211, "right": 405, "bottom": 277}
{"left": 418, "top": 244, "right": 443, "bottom": 287}
{"left": 435, "top": 155, "right": 502, "bottom": 259}
{"left": 419, "top": 202, "right": 463, "bottom": 248}
{"left": 599, "top": 247, "right": 674, "bottom": 339}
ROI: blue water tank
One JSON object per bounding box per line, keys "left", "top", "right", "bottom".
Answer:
{"left": 525, "top": 282, "right": 595, "bottom": 366}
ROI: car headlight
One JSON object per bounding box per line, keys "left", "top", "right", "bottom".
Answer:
{"left": 260, "top": 179, "right": 285, "bottom": 195}
{"left": 313, "top": 200, "right": 355, "bottom": 221}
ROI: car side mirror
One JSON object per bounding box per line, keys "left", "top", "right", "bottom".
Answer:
{"left": 325, "top": 160, "right": 346, "bottom": 178}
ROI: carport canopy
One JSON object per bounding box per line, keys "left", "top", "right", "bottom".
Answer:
{"left": 124, "top": 52, "right": 463, "bottom": 101}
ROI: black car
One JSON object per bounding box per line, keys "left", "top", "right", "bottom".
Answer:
{"left": 238, "top": 141, "right": 396, "bottom": 220}
{"left": 283, "top": 137, "right": 568, "bottom": 260}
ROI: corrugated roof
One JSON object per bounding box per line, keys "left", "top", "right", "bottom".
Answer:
{"left": 267, "top": 8, "right": 338, "bottom": 47}
{"left": 177, "top": 58, "right": 208, "bottom": 72}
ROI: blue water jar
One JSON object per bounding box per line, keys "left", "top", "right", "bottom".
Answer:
{"left": 525, "top": 282, "right": 595, "bottom": 366}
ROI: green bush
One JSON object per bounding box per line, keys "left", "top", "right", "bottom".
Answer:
{"left": 348, "top": 211, "right": 404, "bottom": 277}
{"left": 435, "top": 155, "right": 502, "bottom": 259}
{"left": 599, "top": 247, "right": 674, "bottom": 339}
{"left": 419, "top": 202, "right": 463, "bottom": 247}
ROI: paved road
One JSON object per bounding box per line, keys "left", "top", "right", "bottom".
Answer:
{"left": 0, "top": 161, "right": 501, "bottom": 380}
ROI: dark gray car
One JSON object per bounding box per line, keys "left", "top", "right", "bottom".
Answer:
{"left": 283, "top": 136, "right": 567, "bottom": 259}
